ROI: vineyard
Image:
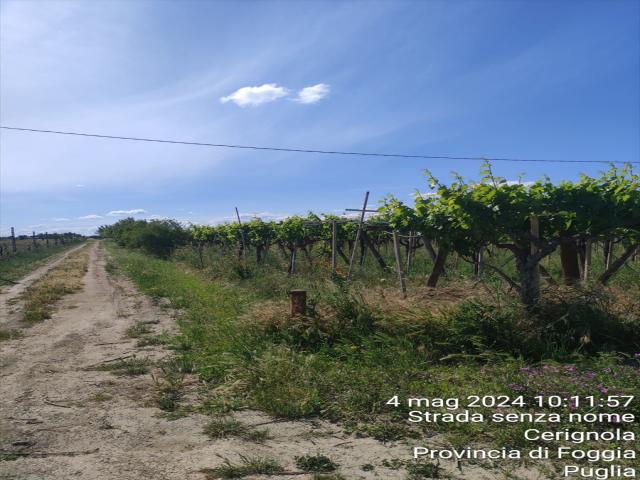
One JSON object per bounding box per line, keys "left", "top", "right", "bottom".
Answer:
{"left": 100, "top": 164, "right": 640, "bottom": 307}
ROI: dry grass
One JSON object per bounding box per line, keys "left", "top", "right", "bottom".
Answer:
{"left": 361, "top": 282, "right": 487, "bottom": 314}
{"left": 240, "top": 283, "right": 488, "bottom": 336}
{"left": 21, "top": 245, "right": 91, "bottom": 322}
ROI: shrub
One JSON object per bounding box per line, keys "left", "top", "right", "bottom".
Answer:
{"left": 101, "top": 218, "right": 188, "bottom": 258}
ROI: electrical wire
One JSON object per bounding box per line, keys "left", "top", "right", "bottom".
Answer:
{"left": 1, "top": 125, "right": 637, "bottom": 164}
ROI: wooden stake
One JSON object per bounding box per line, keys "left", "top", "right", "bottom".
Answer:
{"left": 289, "top": 289, "right": 307, "bottom": 316}
{"left": 392, "top": 231, "right": 407, "bottom": 298}
{"left": 475, "top": 248, "right": 483, "bottom": 280}
{"left": 347, "top": 191, "right": 370, "bottom": 280}
{"left": 11, "top": 227, "right": 16, "bottom": 253}
{"left": 32, "top": 231, "right": 36, "bottom": 247}
{"left": 234, "top": 207, "right": 247, "bottom": 265}
{"left": 289, "top": 246, "right": 297, "bottom": 275}
{"left": 331, "top": 220, "right": 337, "bottom": 275}
{"left": 406, "top": 231, "right": 415, "bottom": 272}
{"left": 530, "top": 215, "right": 540, "bottom": 292}
{"left": 583, "top": 238, "right": 592, "bottom": 281}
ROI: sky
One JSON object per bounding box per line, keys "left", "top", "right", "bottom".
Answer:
{"left": 1, "top": 0, "right": 638, "bottom": 236}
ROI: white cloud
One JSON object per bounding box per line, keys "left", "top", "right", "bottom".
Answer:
{"left": 295, "top": 83, "right": 330, "bottom": 104}
{"left": 79, "top": 214, "right": 102, "bottom": 219}
{"left": 505, "top": 180, "right": 535, "bottom": 187}
{"left": 53, "top": 217, "right": 70, "bottom": 221}
{"left": 107, "top": 209, "right": 147, "bottom": 216}
{"left": 413, "top": 191, "right": 439, "bottom": 199}
{"left": 220, "top": 83, "right": 288, "bottom": 107}
{"left": 75, "top": 184, "right": 86, "bottom": 188}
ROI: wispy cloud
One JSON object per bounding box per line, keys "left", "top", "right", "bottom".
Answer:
{"left": 295, "top": 83, "right": 330, "bottom": 104}
{"left": 79, "top": 214, "right": 103, "bottom": 219}
{"left": 107, "top": 209, "right": 147, "bottom": 216}
{"left": 220, "top": 83, "right": 288, "bottom": 107}
{"left": 53, "top": 217, "right": 70, "bottom": 221}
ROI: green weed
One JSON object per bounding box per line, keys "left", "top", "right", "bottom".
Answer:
{"left": 152, "top": 357, "right": 185, "bottom": 411}
{"left": 125, "top": 321, "right": 153, "bottom": 338}
{"left": 201, "top": 456, "right": 283, "bottom": 479}
{"left": 0, "top": 329, "right": 23, "bottom": 341}
{"left": 406, "top": 460, "right": 441, "bottom": 479}
{"left": 204, "top": 417, "right": 270, "bottom": 443}
{"left": 136, "top": 333, "right": 171, "bottom": 347}
{"left": 95, "top": 357, "right": 150, "bottom": 376}
{"left": 295, "top": 454, "right": 338, "bottom": 473}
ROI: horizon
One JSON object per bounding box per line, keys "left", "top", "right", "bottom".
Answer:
{"left": 1, "top": 0, "right": 639, "bottom": 236}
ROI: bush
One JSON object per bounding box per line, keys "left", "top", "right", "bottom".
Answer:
{"left": 100, "top": 218, "right": 188, "bottom": 258}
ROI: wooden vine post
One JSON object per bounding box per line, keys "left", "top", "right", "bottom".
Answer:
{"left": 10, "top": 227, "right": 16, "bottom": 253}
{"left": 475, "top": 247, "right": 483, "bottom": 280}
{"left": 529, "top": 215, "right": 541, "bottom": 301}
{"left": 234, "top": 207, "right": 247, "bottom": 266}
{"left": 583, "top": 239, "right": 592, "bottom": 281}
{"left": 289, "top": 246, "right": 297, "bottom": 275}
{"left": 331, "top": 220, "right": 337, "bottom": 275}
{"left": 289, "top": 289, "right": 307, "bottom": 316}
{"left": 406, "top": 231, "right": 415, "bottom": 272}
{"left": 32, "top": 231, "right": 36, "bottom": 248}
{"left": 347, "top": 191, "right": 370, "bottom": 280}
{"left": 45, "top": 232, "right": 49, "bottom": 247}
{"left": 392, "top": 230, "right": 407, "bottom": 298}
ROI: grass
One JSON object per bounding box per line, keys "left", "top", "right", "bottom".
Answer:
{"left": 94, "top": 357, "right": 150, "bottom": 376}
{"left": 295, "top": 454, "right": 338, "bottom": 473}
{"left": 0, "top": 329, "right": 23, "bottom": 341}
{"left": 406, "top": 461, "right": 442, "bottom": 479}
{"left": 201, "top": 456, "right": 283, "bottom": 479}
{"left": 20, "top": 244, "right": 90, "bottom": 322}
{"left": 0, "top": 241, "right": 85, "bottom": 287}
{"left": 137, "top": 333, "right": 171, "bottom": 347}
{"left": 125, "top": 321, "right": 153, "bottom": 338}
{"left": 204, "top": 417, "right": 271, "bottom": 443}
{"left": 152, "top": 357, "right": 184, "bottom": 411}
{"left": 107, "top": 241, "right": 640, "bottom": 475}
{"left": 87, "top": 392, "right": 112, "bottom": 402}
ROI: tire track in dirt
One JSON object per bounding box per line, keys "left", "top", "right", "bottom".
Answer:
{"left": 1, "top": 241, "right": 525, "bottom": 480}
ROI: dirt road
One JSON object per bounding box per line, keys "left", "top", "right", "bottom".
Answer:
{"left": 1, "top": 242, "right": 543, "bottom": 480}
{"left": 0, "top": 242, "right": 418, "bottom": 480}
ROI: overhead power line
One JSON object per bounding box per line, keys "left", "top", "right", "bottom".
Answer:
{"left": 1, "top": 125, "right": 637, "bottom": 164}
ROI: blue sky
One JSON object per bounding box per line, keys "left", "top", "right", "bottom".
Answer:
{"left": 1, "top": 0, "right": 638, "bottom": 236}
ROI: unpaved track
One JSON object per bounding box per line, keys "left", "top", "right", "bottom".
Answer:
{"left": 0, "top": 242, "right": 535, "bottom": 480}
{"left": 0, "top": 243, "right": 88, "bottom": 328}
